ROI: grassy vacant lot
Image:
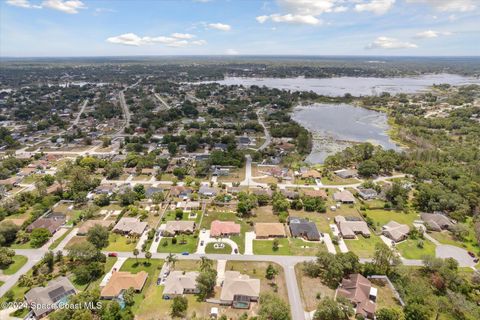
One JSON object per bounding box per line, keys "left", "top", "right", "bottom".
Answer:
{"left": 253, "top": 238, "right": 326, "bottom": 256}
{"left": 65, "top": 235, "right": 87, "bottom": 249}
{"left": 217, "top": 168, "right": 245, "bottom": 183}
{"left": 365, "top": 209, "right": 419, "bottom": 228}
{"left": 162, "top": 210, "right": 202, "bottom": 224}
{"left": 205, "top": 242, "right": 232, "bottom": 254}
{"left": 321, "top": 176, "right": 360, "bottom": 185}
{"left": 1, "top": 255, "right": 28, "bottom": 275}
{"left": 344, "top": 234, "right": 384, "bottom": 258}
{"left": 105, "top": 233, "right": 137, "bottom": 252}
{"left": 157, "top": 234, "right": 198, "bottom": 253}
{"left": 295, "top": 263, "right": 335, "bottom": 311}
{"left": 49, "top": 227, "right": 74, "bottom": 249}
{"left": 396, "top": 239, "right": 436, "bottom": 259}
{"left": 201, "top": 210, "right": 250, "bottom": 254}
{"left": 119, "top": 258, "right": 163, "bottom": 314}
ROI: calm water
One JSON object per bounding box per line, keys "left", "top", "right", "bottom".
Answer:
{"left": 292, "top": 103, "right": 400, "bottom": 163}
{"left": 200, "top": 74, "right": 479, "bottom": 96}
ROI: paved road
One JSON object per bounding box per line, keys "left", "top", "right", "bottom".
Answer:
{"left": 257, "top": 108, "right": 271, "bottom": 151}
{"left": 70, "top": 99, "right": 88, "bottom": 129}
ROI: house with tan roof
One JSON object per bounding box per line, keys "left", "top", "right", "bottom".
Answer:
{"left": 254, "top": 223, "right": 286, "bottom": 239}
{"left": 382, "top": 221, "right": 410, "bottom": 242}
{"left": 101, "top": 270, "right": 148, "bottom": 299}
{"left": 112, "top": 217, "right": 147, "bottom": 236}
{"left": 336, "top": 273, "right": 377, "bottom": 319}
{"left": 421, "top": 212, "right": 454, "bottom": 231}
{"left": 335, "top": 216, "right": 370, "bottom": 239}
{"left": 77, "top": 220, "right": 113, "bottom": 236}
{"left": 302, "top": 189, "right": 327, "bottom": 199}
{"left": 164, "top": 220, "right": 196, "bottom": 236}
{"left": 301, "top": 169, "right": 321, "bottom": 179}
{"left": 162, "top": 271, "right": 199, "bottom": 299}
{"left": 220, "top": 271, "right": 260, "bottom": 309}
{"left": 333, "top": 190, "right": 356, "bottom": 204}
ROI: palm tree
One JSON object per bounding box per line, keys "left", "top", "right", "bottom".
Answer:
{"left": 166, "top": 253, "right": 178, "bottom": 270}
{"left": 133, "top": 248, "right": 139, "bottom": 263}
{"left": 198, "top": 256, "right": 213, "bottom": 272}
{"left": 145, "top": 251, "right": 152, "bottom": 264}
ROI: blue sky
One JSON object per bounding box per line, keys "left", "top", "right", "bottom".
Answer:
{"left": 1, "top": 0, "right": 479, "bottom": 57}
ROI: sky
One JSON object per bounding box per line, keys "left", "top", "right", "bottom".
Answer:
{"left": 1, "top": 0, "right": 479, "bottom": 57}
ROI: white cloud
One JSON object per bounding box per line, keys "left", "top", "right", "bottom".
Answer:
{"left": 207, "top": 23, "right": 231, "bottom": 31}
{"left": 226, "top": 49, "right": 239, "bottom": 55}
{"left": 192, "top": 40, "right": 207, "bottom": 45}
{"left": 415, "top": 30, "right": 452, "bottom": 38}
{"left": 256, "top": 14, "right": 322, "bottom": 25}
{"left": 277, "top": 0, "right": 342, "bottom": 15}
{"left": 366, "top": 36, "right": 418, "bottom": 49}
{"left": 6, "top": 0, "right": 41, "bottom": 9}
{"left": 42, "top": 0, "right": 86, "bottom": 14}
{"left": 406, "top": 0, "right": 476, "bottom": 12}
{"left": 171, "top": 33, "right": 195, "bottom": 39}
{"left": 106, "top": 33, "right": 206, "bottom": 48}
{"left": 355, "top": 0, "right": 395, "bottom": 15}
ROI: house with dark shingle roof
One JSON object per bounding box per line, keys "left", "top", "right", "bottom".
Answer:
{"left": 288, "top": 217, "right": 320, "bottom": 241}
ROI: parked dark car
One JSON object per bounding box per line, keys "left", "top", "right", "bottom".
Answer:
{"left": 468, "top": 251, "right": 476, "bottom": 258}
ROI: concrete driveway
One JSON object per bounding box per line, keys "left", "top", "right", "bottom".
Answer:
{"left": 436, "top": 245, "right": 477, "bottom": 267}
{"left": 244, "top": 231, "right": 256, "bottom": 255}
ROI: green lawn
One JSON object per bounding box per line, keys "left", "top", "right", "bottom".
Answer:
{"left": 344, "top": 234, "right": 384, "bottom": 258}
{"left": 49, "top": 228, "right": 74, "bottom": 250}
{"left": 396, "top": 239, "right": 436, "bottom": 259}
{"left": 253, "top": 238, "right": 326, "bottom": 256}
{"left": 157, "top": 234, "right": 198, "bottom": 253}
{"left": 365, "top": 209, "right": 419, "bottom": 228}
{"left": 1, "top": 255, "right": 28, "bottom": 275}
{"left": 9, "top": 240, "right": 35, "bottom": 249}
{"left": 200, "top": 211, "right": 250, "bottom": 254}
{"left": 162, "top": 210, "right": 202, "bottom": 224}
{"left": 321, "top": 176, "right": 360, "bottom": 185}
{"left": 429, "top": 219, "right": 480, "bottom": 254}
{"left": 119, "top": 258, "right": 163, "bottom": 314}
{"left": 105, "top": 233, "right": 137, "bottom": 252}
{"left": 205, "top": 242, "right": 232, "bottom": 254}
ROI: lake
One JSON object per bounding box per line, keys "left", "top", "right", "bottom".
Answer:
{"left": 292, "top": 103, "right": 400, "bottom": 163}
{"left": 198, "top": 74, "right": 479, "bottom": 96}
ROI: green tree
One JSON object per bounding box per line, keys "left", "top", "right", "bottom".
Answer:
{"left": 133, "top": 248, "right": 139, "bottom": 263}
{"left": 145, "top": 251, "right": 152, "bottom": 264}
{"left": 313, "top": 297, "right": 353, "bottom": 320}
{"left": 123, "top": 287, "right": 136, "bottom": 306}
{"left": 196, "top": 269, "right": 217, "bottom": 300}
{"left": 376, "top": 308, "right": 404, "bottom": 320}
{"left": 258, "top": 293, "right": 291, "bottom": 320}
{"left": 170, "top": 296, "right": 188, "bottom": 318}
{"left": 30, "top": 228, "right": 51, "bottom": 248}
{"left": 265, "top": 264, "right": 278, "bottom": 280}
{"left": 198, "top": 256, "right": 213, "bottom": 272}
{"left": 87, "top": 225, "right": 110, "bottom": 249}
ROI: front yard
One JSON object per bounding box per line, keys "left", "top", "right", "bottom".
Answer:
{"left": 105, "top": 233, "right": 138, "bottom": 252}
{"left": 344, "top": 234, "right": 384, "bottom": 258}
{"left": 157, "top": 234, "right": 198, "bottom": 253}
{"left": 396, "top": 238, "right": 436, "bottom": 259}
{"left": 1, "top": 255, "right": 28, "bottom": 275}
{"left": 253, "top": 238, "right": 326, "bottom": 256}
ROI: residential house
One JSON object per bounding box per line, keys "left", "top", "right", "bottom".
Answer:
{"left": 280, "top": 189, "right": 298, "bottom": 199}
{"left": 101, "top": 271, "right": 148, "bottom": 299}
{"left": 162, "top": 271, "right": 199, "bottom": 299}
{"left": 333, "top": 190, "right": 356, "bottom": 204}
{"left": 335, "top": 216, "right": 370, "bottom": 239}
{"left": 288, "top": 217, "right": 321, "bottom": 241}
{"left": 145, "top": 186, "right": 163, "bottom": 198}
{"left": 220, "top": 271, "right": 260, "bottom": 309}
{"left": 112, "top": 217, "right": 147, "bottom": 236}
{"left": 302, "top": 189, "right": 327, "bottom": 199}
{"left": 25, "top": 277, "right": 76, "bottom": 319}
{"left": 77, "top": 220, "right": 113, "bottom": 236}
{"left": 301, "top": 169, "right": 321, "bottom": 179}
{"left": 164, "top": 220, "right": 196, "bottom": 236}
{"left": 176, "top": 201, "right": 200, "bottom": 211}
{"left": 210, "top": 220, "right": 241, "bottom": 237}
{"left": 199, "top": 185, "right": 217, "bottom": 197}
{"left": 94, "top": 183, "right": 117, "bottom": 195}
{"left": 336, "top": 274, "right": 377, "bottom": 319}
{"left": 382, "top": 221, "right": 410, "bottom": 243}
{"left": 357, "top": 188, "right": 378, "bottom": 200}
{"left": 26, "top": 214, "right": 66, "bottom": 234}
{"left": 251, "top": 188, "right": 273, "bottom": 198}
{"left": 170, "top": 186, "right": 193, "bottom": 199}
{"left": 254, "top": 223, "right": 286, "bottom": 239}
{"left": 421, "top": 212, "right": 454, "bottom": 231}
{"left": 335, "top": 169, "right": 358, "bottom": 179}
